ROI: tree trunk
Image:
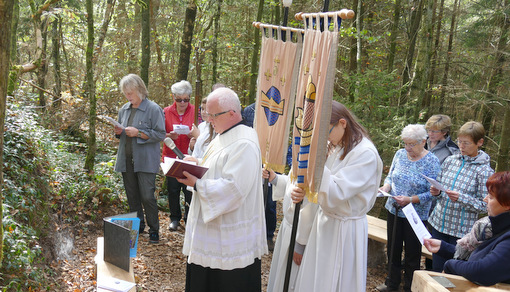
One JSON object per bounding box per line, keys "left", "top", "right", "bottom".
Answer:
{"left": 212, "top": 0, "right": 222, "bottom": 84}
{"left": 274, "top": 0, "right": 280, "bottom": 25}
{"left": 438, "top": 0, "right": 459, "bottom": 113}
{"left": 176, "top": 0, "right": 197, "bottom": 82}
{"left": 151, "top": 0, "right": 167, "bottom": 96}
{"left": 0, "top": 0, "right": 15, "bottom": 267}
{"left": 37, "top": 19, "right": 49, "bottom": 110}
{"left": 348, "top": 0, "right": 359, "bottom": 102}
{"left": 497, "top": 105, "right": 510, "bottom": 171}
{"left": 423, "top": 0, "right": 444, "bottom": 118}
{"left": 10, "top": 0, "right": 19, "bottom": 64}
{"left": 140, "top": 0, "right": 151, "bottom": 86}
{"left": 93, "top": 0, "right": 116, "bottom": 81}
{"left": 248, "top": 0, "right": 265, "bottom": 104}
{"left": 51, "top": 14, "right": 62, "bottom": 112}
{"left": 412, "top": 0, "right": 435, "bottom": 122}
{"left": 387, "top": 0, "right": 402, "bottom": 74}
{"left": 400, "top": 0, "right": 424, "bottom": 106}
{"left": 84, "top": 0, "right": 96, "bottom": 172}
{"left": 493, "top": 0, "right": 509, "bottom": 170}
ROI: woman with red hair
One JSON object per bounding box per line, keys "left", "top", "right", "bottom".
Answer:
{"left": 424, "top": 171, "right": 510, "bottom": 286}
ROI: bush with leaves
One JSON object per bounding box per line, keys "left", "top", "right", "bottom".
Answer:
{"left": 1, "top": 96, "right": 127, "bottom": 290}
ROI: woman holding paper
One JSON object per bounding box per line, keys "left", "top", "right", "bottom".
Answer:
{"left": 114, "top": 74, "right": 166, "bottom": 244}
{"left": 424, "top": 171, "right": 510, "bottom": 286}
{"left": 376, "top": 124, "right": 440, "bottom": 292}
{"left": 163, "top": 80, "right": 197, "bottom": 232}
{"left": 427, "top": 121, "right": 494, "bottom": 272}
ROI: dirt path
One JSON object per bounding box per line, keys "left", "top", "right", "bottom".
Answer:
{"left": 55, "top": 210, "right": 386, "bottom": 291}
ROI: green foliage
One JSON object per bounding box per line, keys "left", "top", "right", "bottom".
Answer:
{"left": 1, "top": 95, "right": 126, "bottom": 290}
{"left": 341, "top": 69, "right": 407, "bottom": 164}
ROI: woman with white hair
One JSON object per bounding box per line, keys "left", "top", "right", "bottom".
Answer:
{"left": 163, "top": 80, "right": 196, "bottom": 231}
{"left": 376, "top": 124, "right": 441, "bottom": 292}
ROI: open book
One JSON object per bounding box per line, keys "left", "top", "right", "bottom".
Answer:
{"left": 160, "top": 157, "right": 208, "bottom": 179}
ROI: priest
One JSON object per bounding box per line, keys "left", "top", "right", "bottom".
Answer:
{"left": 177, "top": 87, "right": 268, "bottom": 292}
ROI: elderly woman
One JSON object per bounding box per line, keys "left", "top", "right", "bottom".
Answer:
{"left": 424, "top": 171, "right": 510, "bottom": 286}
{"left": 425, "top": 114, "right": 459, "bottom": 164}
{"left": 114, "top": 73, "right": 166, "bottom": 244}
{"left": 162, "top": 80, "right": 196, "bottom": 232}
{"left": 428, "top": 121, "right": 494, "bottom": 272}
{"left": 377, "top": 124, "right": 441, "bottom": 292}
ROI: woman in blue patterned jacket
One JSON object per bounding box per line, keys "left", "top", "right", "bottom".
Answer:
{"left": 377, "top": 124, "right": 441, "bottom": 292}
{"left": 428, "top": 121, "right": 494, "bottom": 272}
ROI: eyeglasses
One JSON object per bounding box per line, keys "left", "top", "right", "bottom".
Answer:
{"left": 427, "top": 130, "right": 442, "bottom": 134}
{"left": 402, "top": 141, "right": 418, "bottom": 148}
{"left": 207, "top": 110, "right": 233, "bottom": 118}
{"left": 457, "top": 140, "right": 473, "bottom": 146}
{"left": 175, "top": 98, "right": 190, "bottom": 103}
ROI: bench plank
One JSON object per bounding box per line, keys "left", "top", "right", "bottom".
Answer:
{"left": 367, "top": 215, "right": 433, "bottom": 259}
{"left": 412, "top": 270, "right": 510, "bottom": 292}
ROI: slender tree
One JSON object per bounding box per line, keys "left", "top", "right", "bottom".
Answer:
{"left": 0, "top": 0, "right": 15, "bottom": 266}
{"left": 492, "top": 0, "right": 509, "bottom": 171}
{"left": 400, "top": 0, "right": 424, "bottom": 106}
{"left": 212, "top": 0, "right": 223, "bottom": 84}
{"left": 438, "top": 0, "right": 459, "bottom": 113}
{"left": 176, "top": 0, "right": 197, "bottom": 81}
{"left": 51, "top": 13, "right": 62, "bottom": 112}
{"left": 84, "top": 0, "right": 96, "bottom": 172}
{"left": 10, "top": 0, "right": 19, "bottom": 64}
{"left": 248, "top": 0, "right": 265, "bottom": 104}
{"left": 387, "top": 0, "right": 402, "bottom": 74}
{"left": 412, "top": 0, "right": 435, "bottom": 122}
{"left": 140, "top": 0, "right": 151, "bottom": 85}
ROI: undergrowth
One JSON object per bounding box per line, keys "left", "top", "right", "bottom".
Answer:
{"left": 1, "top": 96, "right": 127, "bottom": 291}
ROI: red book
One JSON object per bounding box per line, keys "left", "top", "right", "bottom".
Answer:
{"left": 160, "top": 157, "right": 208, "bottom": 179}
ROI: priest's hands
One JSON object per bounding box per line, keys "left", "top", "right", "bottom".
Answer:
{"left": 177, "top": 171, "right": 198, "bottom": 188}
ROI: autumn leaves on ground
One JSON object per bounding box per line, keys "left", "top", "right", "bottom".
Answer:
{"left": 54, "top": 204, "right": 386, "bottom": 291}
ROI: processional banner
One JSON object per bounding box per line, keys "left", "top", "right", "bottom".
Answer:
{"left": 291, "top": 13, "right": 343, "bottom": 203}
{"left": 254, "top": 24, "right": 304, "bottom": 174}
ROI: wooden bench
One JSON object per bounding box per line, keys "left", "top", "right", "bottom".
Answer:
{"left": 411, "top": 270, "right": 510, "bottom": 292}
{"left": 95, "top": 237, "right": 136, "bottom": 292}
{"left": 367, "top": 215, "right": 433, "bottom": 259}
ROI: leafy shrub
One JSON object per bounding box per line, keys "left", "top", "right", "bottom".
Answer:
{"left": 1, "top": 96, "right": 127, "bottom": 290}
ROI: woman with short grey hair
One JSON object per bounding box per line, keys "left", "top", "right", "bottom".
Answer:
{"left": 119, "top": 73, "right": 148, "bottom": 99}
{"left": 401, "top": 124, "right": 428, "bottom": 143}
{"left": 376, "top": 124, "right": 441, "bottom": 292}
{"left": 171, "top": 80, "right": 192, "bottom": 96}
{"left": 114, "top": 73, "right": 166, "bottom": 244}
{"left": 164, "top": 80, "right": 196, "bottom": 232}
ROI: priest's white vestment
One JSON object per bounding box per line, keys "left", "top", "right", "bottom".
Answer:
{"left": 183, "top": 124, "right": 268, "bottom": 270}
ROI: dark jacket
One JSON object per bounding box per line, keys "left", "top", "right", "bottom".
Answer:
{"left": 438, "top": 211, "right": 510, "bottom": 286}
{"left": 425, "top": 136, "right": 459, "bottom": 164}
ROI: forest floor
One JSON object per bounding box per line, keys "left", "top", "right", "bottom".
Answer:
{"left": 49, "top": 203, "right": 388, "bottom": 292}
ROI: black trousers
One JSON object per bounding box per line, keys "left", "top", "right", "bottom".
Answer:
{"left": 185, "top": 259, "right": 261, "bottom": 292}
{"left": 166, "top": 176, "right": 192, "bottom": 222}
{"left": 385, "top": 210, "right": 423, "bottom": 292}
